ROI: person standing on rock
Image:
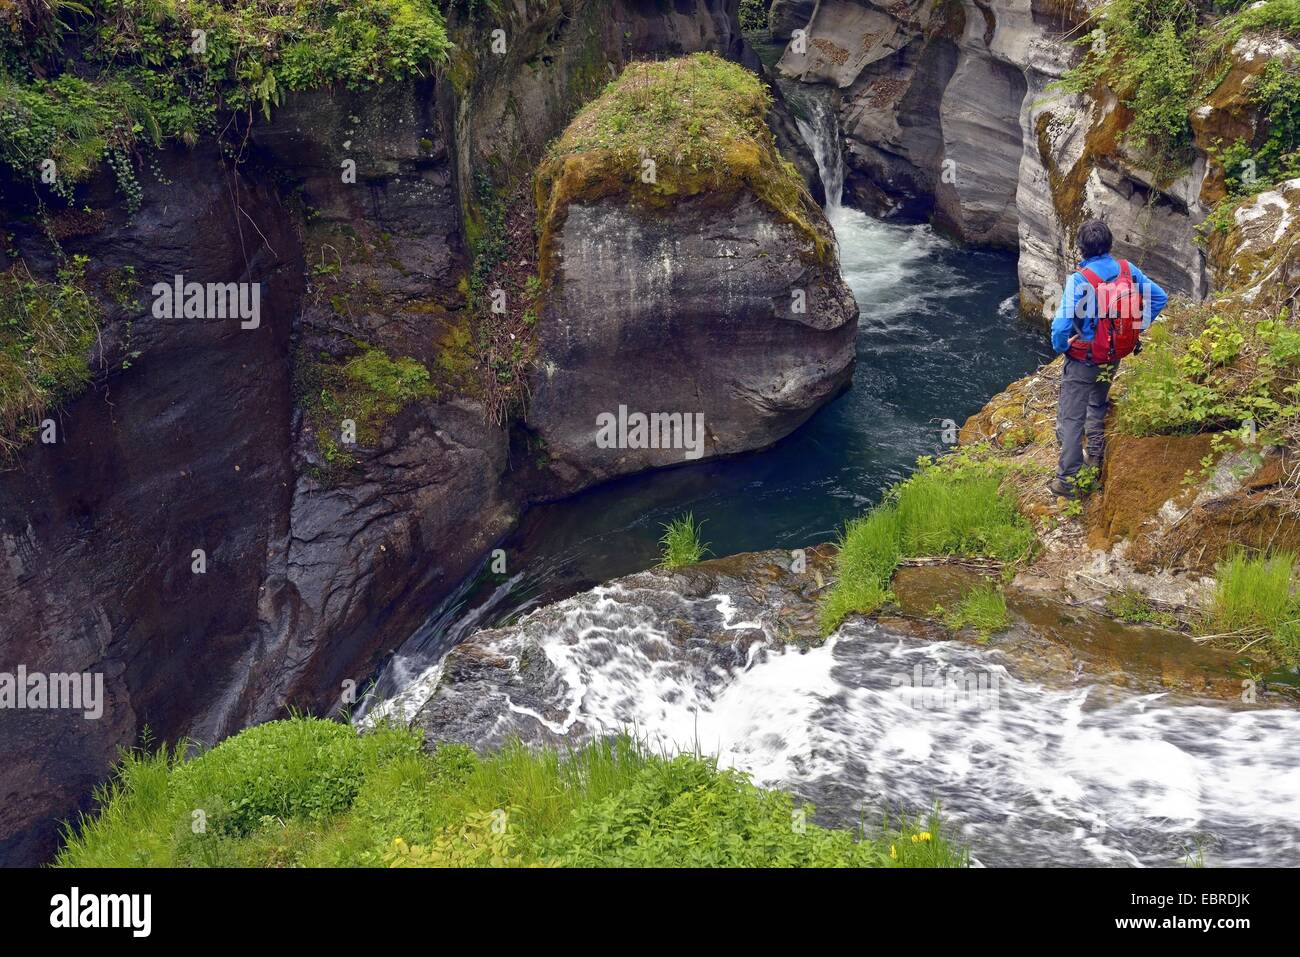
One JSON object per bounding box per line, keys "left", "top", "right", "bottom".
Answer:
{"left": 1048, "top": 219, "right": 1168, "bottom": 499}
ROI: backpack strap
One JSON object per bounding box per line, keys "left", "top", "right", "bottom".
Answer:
{"left": 1118, "top": 259, "right": 1132, "bottom": 283}
{"left": 1072, "top": 267, "right": 1104, "bottom": 335}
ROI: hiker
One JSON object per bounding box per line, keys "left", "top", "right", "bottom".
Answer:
{"left": 1049, "top": 219, "right": 1168, "bottom": 498}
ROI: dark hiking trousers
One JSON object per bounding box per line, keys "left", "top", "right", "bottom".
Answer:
{"left": 1056, "top": 355, "right": 1115, "bottom": 482}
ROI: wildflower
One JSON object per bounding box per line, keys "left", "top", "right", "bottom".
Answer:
{"left": 889, "top": 844, "right": 897, "bottom": 860}
{"left": 911, "top": 831, "right": 932, "bottom": 843}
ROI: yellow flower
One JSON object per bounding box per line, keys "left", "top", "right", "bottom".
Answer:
{"left": 911, "top": 831, "right": 932, "bottom": 843}
{"left": 889, "top": 844, "right": 897, "bottom": 860}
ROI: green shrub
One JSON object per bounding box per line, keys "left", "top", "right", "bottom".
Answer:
{"left": 542, "top": 754, "right": 961, "bottom": 867}
{"left": 739, "top": 0, "right": 769, "bottom": 33}
{"left": 659, "top": 512, "right": 710, "bottom": 568}
{"left": 1115, "top": 306, "right": 1300, "bottom": 443}
{"left": 57, "top": 719, "right": 966, "bottom": 868}
{"left": 57, "top": 718, "right": 422, "bottom": 866}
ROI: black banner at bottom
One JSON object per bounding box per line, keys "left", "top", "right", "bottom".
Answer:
{"left": 0, "top": 866, "right": 1287, "bottom": 944}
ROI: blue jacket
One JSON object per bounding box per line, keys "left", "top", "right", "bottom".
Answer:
{"left": 1050, "top": 254, "right": 1168, "bottom": 354}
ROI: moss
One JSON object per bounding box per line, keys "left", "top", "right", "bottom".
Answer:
{"left": 299, "top": 344, "right": 437, "bottom": 472}
{"left": 534, "top": 53, "right": 831, "bottom": 282}
{"left": 435, "top": 316, "right": 477, "bottom": 388}
{"left": 0, "top": 257, "right": 100, "bottom": 456}
{"left": 1037, "top": 100, "right": 1132, "bottom": 233}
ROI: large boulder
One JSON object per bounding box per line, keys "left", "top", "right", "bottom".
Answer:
{"left": 529, "top": 54, "right": 859, "bottom": 489}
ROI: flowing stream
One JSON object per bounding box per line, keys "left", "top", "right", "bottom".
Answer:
{"left": 358, "top": 82, "right": 1300, "bottom": 866}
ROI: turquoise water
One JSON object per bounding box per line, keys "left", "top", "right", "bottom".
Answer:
{"left": 359, "top": 206, "right": 1054, "bottom": 709}
{"left": 490, "top": 209, "right": 1050, "bottom": 611}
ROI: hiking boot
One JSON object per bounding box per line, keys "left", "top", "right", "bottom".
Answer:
{"left": 1048, "top": 477, "right": 1078, "bottom": 500}
{"left": 1083, "top": 450, "right": 1103, "bottom": 470}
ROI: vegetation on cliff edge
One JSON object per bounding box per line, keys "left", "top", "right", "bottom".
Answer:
{"left": 1060, "top": 0, "right": 1299, "bottom": 209}
{"left": 56, "top": 717, "right": 966, "bottom": 868}
{"left": 0, "top": 0, "right": 452, "bottom": 203}
{"left": 0, "top": 257, "right": 99, "bottom": 455}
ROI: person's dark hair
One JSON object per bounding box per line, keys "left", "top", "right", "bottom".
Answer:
{"left": 1078, "top": 219, "right": 1113, "bottom": 259}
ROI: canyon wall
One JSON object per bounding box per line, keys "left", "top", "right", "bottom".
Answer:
{"left": 769, "top": 0, "right": 1292, "bottom": 317}
{"left": 0, "top": 0, "right": 848, "bottom": 864}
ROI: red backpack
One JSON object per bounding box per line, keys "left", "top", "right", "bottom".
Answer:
{"left": 1067, "top": 259, "right": 1144, "bottom": 364}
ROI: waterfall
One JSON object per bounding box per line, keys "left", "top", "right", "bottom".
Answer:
{"left": 788, "top": 84, "right": 845, "bottom": 211}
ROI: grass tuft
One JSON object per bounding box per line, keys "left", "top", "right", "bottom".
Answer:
{"left": 1204, "top": 551, "right": 1300, "bottom": 661}
{"left": 820, "top": 460, "right": 1035, "bottom": 636}
{"left": 658, "top": 512, "right": 709, "bottom": 569}
{"left": 940, "top": 582, "right": 1010, "bottom": 642}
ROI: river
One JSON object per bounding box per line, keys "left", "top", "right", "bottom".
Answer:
{"left": 354, "top": 84, "right": 1300, "bottom": 867}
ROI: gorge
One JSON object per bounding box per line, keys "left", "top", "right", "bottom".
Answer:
{"left": 1, "top": 0, "right": 1298, "bottom": 868}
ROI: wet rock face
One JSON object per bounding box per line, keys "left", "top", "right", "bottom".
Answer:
{"left": 242, "top": 83, "right": 519, "bottom": 736}
{"left": 529, "top": 197, "right": 859, "bottom": 489}
{"left": 0, "top": 144, "right": 304, "bottom": 865}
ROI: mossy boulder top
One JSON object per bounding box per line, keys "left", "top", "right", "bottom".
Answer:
{"left": 534, "top": 53, "right": 833, "bottom": 272}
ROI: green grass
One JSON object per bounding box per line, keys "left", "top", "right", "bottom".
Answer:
{"left": 659, "top": 512, "right": 710, "bottom": 569}
{"left": 1105, "top": 588, "right": 1182, "bottom": 629}
{"left": 941, "top": 582, "right": 1010, "bottom": 642}
{"left": 1204, "top": 551, "right": 1300, "bottom": 661}
{"left": 820, "top": 460, "right": 1035, "bottom": 636}
{"left": 0, "top": 257, "right": 99, "bottom": 455}
{"left": 57, "top": 717, "right": 967, "bottom": 868}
